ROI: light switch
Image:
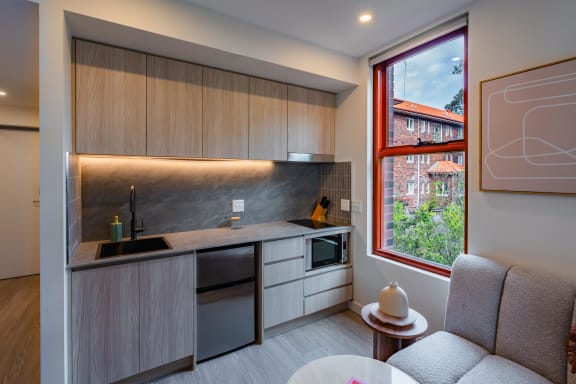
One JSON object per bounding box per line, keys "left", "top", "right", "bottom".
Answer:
{"left": 232, "top": 199, "right": 244, "bottom": 212}
{"left": 352, "top": 200, "right": 362, "bottom": 213}
{"left": 340, "top": 199, "right": 350, "bottom": 212}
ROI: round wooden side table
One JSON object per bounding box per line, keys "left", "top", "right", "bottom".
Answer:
{"left": 361, "top": 303, "right": 428, "bottom": 361}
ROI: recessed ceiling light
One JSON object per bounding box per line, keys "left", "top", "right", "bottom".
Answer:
{"left": 0, "top": 91, "right": 6, "bottom": 96}
{"left": 359, "top": 13, "right": 373, "bottom": 23}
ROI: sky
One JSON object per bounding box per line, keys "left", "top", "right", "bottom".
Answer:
{"left": 392, "top": 35, "right": 464, "bottom": 111}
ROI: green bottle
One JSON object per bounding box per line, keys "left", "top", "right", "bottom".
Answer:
{"left": 110, "top": 215, "right": 122, "bottom": 242}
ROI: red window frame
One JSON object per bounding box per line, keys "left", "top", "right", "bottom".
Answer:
{"left": 372, "top": 27, "right": 468, "bottom": 277}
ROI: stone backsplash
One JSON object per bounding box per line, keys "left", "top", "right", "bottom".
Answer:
{"left": 79, "top": 157, "right": 352, "bottom": 242}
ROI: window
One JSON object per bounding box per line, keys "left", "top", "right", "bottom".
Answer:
{"left": 433, "top": 123, "right": 442, "bottom": 142}
{"left": 407, "top": 181, "right": 415, "bottom": 195}
{"left": 373, "top": 26, "right": 467, "bottom": 276}
{"left": 419, "top": 120, "right": 426, "bottom": 133}
{"left": 407, "top": 118, "right": 414, "bottom": 131}
{"left": 436, "top": 180, "right": 449, "bottom": 196}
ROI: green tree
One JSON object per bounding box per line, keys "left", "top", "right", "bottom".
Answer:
{"left": 392, "top": 198, "right": 464, "bottom": 267}
{"left": 444, "top": 88, "right": 464, "bottom": 115}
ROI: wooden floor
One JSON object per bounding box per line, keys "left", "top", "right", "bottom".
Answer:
{"left": 0, "top": 275, "right": 40, "bottom": 384}
{"left": 151, "top": 311, "right": 373, "bottom": 384}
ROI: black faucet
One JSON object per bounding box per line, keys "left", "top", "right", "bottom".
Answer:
{"left": 130, "top": 185, "right": 144, "bottom": 240}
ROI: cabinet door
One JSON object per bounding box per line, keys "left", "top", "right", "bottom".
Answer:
{"left": 288, "top": 86, "right": 334, "bottom": 155}
{"left": 203, "top": 68, "right": 249, "bottom": 159}
{"left": 304, "top": 285, "right": 352, "bottom": 316}
{"left": 139, "top": 254, "right": 195, "bottom": 371}
{"left": 249, "top": 78, "right": 287, "bottom": 160}
{"left": 147, "top": 56, "right": 203, "bottom": 157}
{"left": 262, "top": 237, "right": 304, "bottom": 264}
{"left": 71, "top": 264, "right": 140, "bottom": 384}
{"left": 75, "top": 40, "right": 146, "bottom": 155}
{"left": 263, "top": 258, "right": 304, "bottom": 287}
{"left": 287, "top": 85, "right": 335, "bottom": 155}
{"left": 263, "top": 280, "right": 303, "bottom": 328}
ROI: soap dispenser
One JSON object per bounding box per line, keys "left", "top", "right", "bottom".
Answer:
{"left": 110, "top": 215, "right": 122, "bottom": 242}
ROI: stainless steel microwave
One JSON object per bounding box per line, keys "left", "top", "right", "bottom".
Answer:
{"left": 305, "top": 231, "right": 349, "bottom": 271}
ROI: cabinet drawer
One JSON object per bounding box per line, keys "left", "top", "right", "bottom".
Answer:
{"left": 304, "top": 285, "right": 352, "bottom": 316}
{"left": 262, "top": 237, "right": 304, "bottom": 264}
{"left": 304, "top": 267, "right": 352, "bottom": 296}
{"left": 263, "top": 258, "right": 304, "bottom": 287}
{"left": 263, "top": 280, "right": 303, "bottom": 328}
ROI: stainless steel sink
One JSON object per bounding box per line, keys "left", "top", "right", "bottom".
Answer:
{"left": 98, "top": 237, "right": 171, "bottom": 258}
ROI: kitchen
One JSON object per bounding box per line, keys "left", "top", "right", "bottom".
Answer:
{"left": 66, "top": 36, "right": 355, "bottom": 383}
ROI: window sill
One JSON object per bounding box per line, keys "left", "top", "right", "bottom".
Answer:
{"left": 367, "top": 253, "right": 451, "bottom": 283}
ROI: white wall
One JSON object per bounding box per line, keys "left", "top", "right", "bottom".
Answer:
{"left": 467, "top": 0, "right": 576, "bottom": 274}
{"left": 343, "top": 0, "right": 576, "bottom": 337}
{"left": 0, "top": 105, "right": 38, "bottom": 127}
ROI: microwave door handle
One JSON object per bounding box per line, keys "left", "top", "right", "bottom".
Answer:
{"left": 315, "top": 238, "right": 339, "bottom": 246}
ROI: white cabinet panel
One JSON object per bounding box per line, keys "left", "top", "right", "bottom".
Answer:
{"left": 263, "top": 280, "right": 303, "bottom": 328}
{"left": 304, "top": 285, "right": 352, "bottom": 316}
{"left": 262, "top": 237, "right": 304, "bottom": 264}
{"left": 263, "top": 258, "right": 304, "bottom": 288}
{"left": 304, "top": 267, "right": 352, "bottom": 296}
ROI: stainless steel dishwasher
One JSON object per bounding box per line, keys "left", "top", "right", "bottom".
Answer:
{"left": 196, "top": 243, "right": 256, "bottom": 362}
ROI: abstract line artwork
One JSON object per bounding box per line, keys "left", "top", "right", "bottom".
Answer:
{"left": 481, "top": 57, "right": 576, "bottom": 194}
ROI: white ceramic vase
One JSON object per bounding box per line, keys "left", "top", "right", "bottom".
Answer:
{"left": 378, "top": 282, "right": 409, "bottom": 318}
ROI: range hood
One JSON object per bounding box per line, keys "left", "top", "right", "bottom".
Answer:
{"left": 287, "top": 152, "right": 334, "bottom": 163}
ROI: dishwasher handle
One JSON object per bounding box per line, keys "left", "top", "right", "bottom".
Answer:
{"left": 196, "top": 276, "right": 255, "bottom": 294}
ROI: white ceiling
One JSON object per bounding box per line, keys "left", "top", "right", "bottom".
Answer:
{"left": 183, "top": 0, "right": 473, "bottom": 58}
{"left": 0, "top": 0, "right": 474, "bottom": 110}
{"left": 0, "top": 0, "right": 38, "bottom": 110}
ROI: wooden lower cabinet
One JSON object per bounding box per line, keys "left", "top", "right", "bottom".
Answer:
{"left": 139, "top": 255, "right": 195, "bottom": 371}
{"left": 71, "top": 263, "right": 140, "bottom": 384}
{"left": 263, "top": 280, "right": 304, "bottom": 328}
{"left": 71, "top": 254, "right": 194, "bottom": 384}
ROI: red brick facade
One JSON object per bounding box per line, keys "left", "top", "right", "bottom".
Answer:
{"left": 391, "top": 100, "right": 464, "bottom": 211}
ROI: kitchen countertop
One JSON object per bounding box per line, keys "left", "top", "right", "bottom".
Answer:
{"left": 69, "top": 221, "right": 352, "bottom": 270}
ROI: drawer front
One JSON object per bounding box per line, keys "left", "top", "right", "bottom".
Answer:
{"left": 304, "top": 267, "right": 352, "bottom": 296}
{"left": 262, "top": 237, "right": 304, "bottom": 264}
{"left": 263, "top": 258, "right": 304, "bottom": 287}
{"left": 263, "top": 280, "right": 304, "bottom": 328}
{"left": 304, "top": 285, "right": 352, "bottom": 316}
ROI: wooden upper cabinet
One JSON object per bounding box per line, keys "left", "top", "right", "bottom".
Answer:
{"left": 203, "top": 68, "right": 249, "bottom": 159}
{"left": 249, "top": 78, "right": 288, "bottom": 161}
{"left": 75, "top": 40, "right": 147, "bottom": 155}
{"left": 147, "top": 56, "right": 202, "bottom": 157}
{"left": 287, "top": 85, "right": 335, "bottom": 155}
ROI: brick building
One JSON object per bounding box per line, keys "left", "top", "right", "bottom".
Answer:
{"left": 391, "top": 99, "right": 464, "bottom": 210}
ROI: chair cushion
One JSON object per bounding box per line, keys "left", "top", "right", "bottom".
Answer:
{"left": 444, "top": 254, "right": 510, "bottom": 353}
{"left": 457, "top": 355, "right": 553, "bottom": 384}
{"left": 387, "top": 331, "right": 488, "bottom": 384}
{"left": 495, "top": 266, "right": 576, "bottom": 384}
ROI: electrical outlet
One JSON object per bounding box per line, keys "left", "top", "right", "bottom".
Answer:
{"left": 232, "top": 199, "right": 244, "bottom": 212}
{"left": 351, "top": 200, "right": 362, "bottom": 213}
{"left": 340, "top": 199, "right": 350, "bottom": 212}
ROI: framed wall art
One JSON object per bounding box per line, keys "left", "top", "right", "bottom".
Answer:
{"left": 480, "top": 57, "right": 576, "bottom": 195}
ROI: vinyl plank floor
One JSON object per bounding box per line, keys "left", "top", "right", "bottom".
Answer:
{"left": 151, "top": 311, "right": 372, "bottom": 384}
{"left": 0, "top": 275, "right": 40, "bottom": 384}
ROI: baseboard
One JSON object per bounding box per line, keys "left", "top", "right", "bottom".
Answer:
{"left": 347, "top": 300, "right": 363, "bottom": 315}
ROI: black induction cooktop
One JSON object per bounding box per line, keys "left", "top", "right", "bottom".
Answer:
{"left": 287, "top": 219, "right": 337, "bottom": 229}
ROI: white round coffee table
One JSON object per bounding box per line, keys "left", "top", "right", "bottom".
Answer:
{"left": 287, "top": 355, "right": 418, "bottom": 384}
